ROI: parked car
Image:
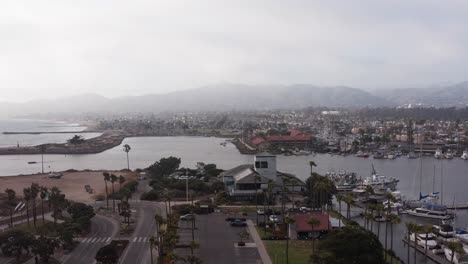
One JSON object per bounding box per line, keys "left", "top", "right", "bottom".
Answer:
{"left": 180, "top": 214, "right": 194, "bottom": 220}
{"left": 230, "top": 220, "right": 247, "bottom": 227}
{"left": 257, "top": 209, "right": 265, "bottom": 215}
{"left": 269, "top": 215, "right": 279, "bottom": 223}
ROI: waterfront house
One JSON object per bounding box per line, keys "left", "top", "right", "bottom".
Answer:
{"left": 219, "top": 153, "right": 306, "bottom": 200}
{"left": 290, "top": 213, "right": 331, "bottom": 240}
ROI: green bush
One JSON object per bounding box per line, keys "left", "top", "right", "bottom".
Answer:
{"left": 140, "top": 190, "right": 159, "bottom": 201}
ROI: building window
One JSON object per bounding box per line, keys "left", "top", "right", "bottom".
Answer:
{"left": 255, "top": 161, "right": 269, "bottom": 168}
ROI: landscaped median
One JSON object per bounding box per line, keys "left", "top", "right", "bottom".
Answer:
{"left": 263, "top": 240, "right": 314, "bottom": 264}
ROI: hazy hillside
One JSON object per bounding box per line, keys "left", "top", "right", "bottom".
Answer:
{"left": 377, "top": 81, "right": 468, "bottom": 107}
{"left": 0, "top": 84, "right": 393, "bottom": 117}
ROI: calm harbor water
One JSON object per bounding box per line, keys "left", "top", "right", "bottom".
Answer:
{"left": 1, "top": 119, "right": 467, "bottom": 263}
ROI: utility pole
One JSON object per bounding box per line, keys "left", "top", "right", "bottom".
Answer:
{"left": 186, "top": 169, "right": 189, "bottom": 202}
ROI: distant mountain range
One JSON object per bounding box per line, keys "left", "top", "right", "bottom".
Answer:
{"left": 1, "top": 82, "right": 467, "bottom": 117}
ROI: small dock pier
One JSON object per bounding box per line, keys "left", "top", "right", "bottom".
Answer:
{"left": 402, "top": 238, "right": 450, "bottom": 264}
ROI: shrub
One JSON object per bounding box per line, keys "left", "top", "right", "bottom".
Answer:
{"left": 140, "top": 190, "right": 159, "bottom": 201}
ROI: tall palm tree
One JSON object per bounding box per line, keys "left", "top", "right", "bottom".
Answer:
{"left": 149, "top": 236, "right": 159, "bottom": 264}
{"left": 421, "top": 224, "right": 433, "bottom": 256}
{"left": 5, "top": 188, "right": 16, "bottom": 227}
{"left": 284, "top": 216, "right": 295, "bottom": 264}
{"left": 336, "top": 194, "right": 343, "bottom": 227}
{"left": 110, "top": 174, "right": 118, "bottom": 212}
{"left": 103, "top": 172, "right": 110, "bottom": 209}
{"left": 405, "top": 222, "right": 413, "bottom": 264}
{"left": 188, "top": 240, "right": 199, "bottom": 261}
{"left": 49, "top": 187, "right": 66, "bottom": 225}
{"left": 447, "top": 241, "right": 463, "bottom": 263}
{"left": 119, "top": 175, "right": 126, "bottom": 191}
{"left": 388, "top": 214, "right": 400, "bottom": 263}
{"left": 368, "top": 204, "right": 376, "bottom": 232}
{"left": 375, "top": 204, "right": 384, "bottom": 239}
{"left": 384, "top": 193, "right": 395, "bottom": 260}
{"left": 412, "top": 224, "right": 421, "bottom": 264}
{"left": 30, "top": 183, "right": 39, "bottom": 229}
{"left": 343, "top": 194, "right": 354, "bottom": 219}
{"left": 23, "top": 187, "right": 32, "bottom": 226}
{"left": 307, "top": 216, "right": 321, "bottom": 254}
{"left": 39, "top": 186, "right": 48, "bottom": 224}
{"left": 123, "top": 144, "right": 131, "bottom": 170}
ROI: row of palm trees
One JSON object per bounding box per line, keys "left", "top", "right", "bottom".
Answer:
{"left": 102, "top": 172, "right": 126, "bottom": 212}
{"left": 5, "top": 184, "right": 67, "bottom": 230}
{"left": 405, "top": 221, "right": 464, "bottom": 264}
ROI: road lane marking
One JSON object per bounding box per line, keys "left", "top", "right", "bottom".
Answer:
{"left": 91, "top": 238, "right": 97, "bottom": 243}
{"left": 82, "top": 238, "right": 89, "bottom": 243}
{"left": 143, "top": 237, "right": 147, "bottom": 242}
{"left": 106, "top": 237, "right": 112, "bottom": 243}
{"left": 133, "top": 237, "right": 137, "bottom": 242}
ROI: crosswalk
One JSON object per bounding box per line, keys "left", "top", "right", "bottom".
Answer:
{"left": 80, "top": 236, "right": 151, "bottom": 244}
{"left": 81, "top": 237, "right": 112, "bottom": 243}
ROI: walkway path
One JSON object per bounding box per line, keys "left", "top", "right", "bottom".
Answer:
{"left": 247, "top": 220, "right": 272, "bottom": 264}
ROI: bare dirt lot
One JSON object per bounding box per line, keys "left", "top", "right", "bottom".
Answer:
{"left": 0, "top": 171, "right": 137, "bottom": 203}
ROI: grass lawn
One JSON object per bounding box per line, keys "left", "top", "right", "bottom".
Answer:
{"left": 255, "top": 226, "right": 274, "bottom": 240}
{"left": 264, "top": 240, "right": 314, "bottom": 264}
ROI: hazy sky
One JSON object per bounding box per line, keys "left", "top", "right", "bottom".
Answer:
{"left": 1, "top": 0, "right": 468, "bottom": 102}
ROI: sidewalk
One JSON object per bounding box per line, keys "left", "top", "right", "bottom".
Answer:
{"left": 246, "top": 220, "right": 272, "bottom": 264}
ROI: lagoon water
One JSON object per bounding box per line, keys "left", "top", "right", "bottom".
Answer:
{"left": 1, "top": 119, "right": 467, "bottom": 262}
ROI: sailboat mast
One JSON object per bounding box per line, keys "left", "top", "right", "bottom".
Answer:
{"left": 432, "top": 164, "right": 436, "bottom": 194}
{"left": 440, "top": 160, "right": 444, "bottom": 205}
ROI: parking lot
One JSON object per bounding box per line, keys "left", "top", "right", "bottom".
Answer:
{"left": 176, "top": 213, "right": 261, "bottom": 264}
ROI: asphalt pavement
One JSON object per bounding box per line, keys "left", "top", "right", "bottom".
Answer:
{"left": 63, "top": 214, "right": 119, "bottom": 264}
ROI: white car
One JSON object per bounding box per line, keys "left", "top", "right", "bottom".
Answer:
{"left": 410, "top": 233, "right": 438, "bottom": 249}
{"left": 269, "top": 215, "right": 279, "bottom": 223}
{"left": 257, "top": 209, "right": 265, "bottom": 215}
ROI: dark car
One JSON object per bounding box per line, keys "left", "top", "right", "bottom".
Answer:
{"left": 230, "top": 220, "right": 247, "bottom": 227}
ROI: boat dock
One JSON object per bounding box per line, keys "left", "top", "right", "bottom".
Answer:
{"left": 447, "top": 202, "right": 468, "bottom": 210}
{"left": 402, "top": 238, "right": 450, "bottom": 264}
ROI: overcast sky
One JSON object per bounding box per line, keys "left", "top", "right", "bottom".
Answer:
{"left": 1, "top": 0, "right": 468, "bottom": 102}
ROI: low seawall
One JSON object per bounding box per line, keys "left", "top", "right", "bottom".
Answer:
{"left": 0, "top": 131, "right": 125, "bottom": 155}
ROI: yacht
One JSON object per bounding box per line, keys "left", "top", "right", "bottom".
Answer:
{"left": 456, "top": 228, "right": 468, "bottom": 243}
{"left": 360, "top": 166, "right": 399, "bottom": 191}
{"left": 407, "top": 204, "right": 453, "bottom": 220}
{"left": 461, "top": 151, "right": 468, "bottom": 160}
{"left": 433, "top": 224, "right": 456, "bottom": 238}
{"left": 445, "top": 151, "right": 454, "bottom": 159}
{"left": 434, "top": 149, "right": 443, "bottom": 159}
{"left": 407, "top": 151, "right": 419, "bottom": 159}
{"left": 409, "top": 233, "right": 438, "bottom": 250}
{"left": 355, "top": 151, "right": 369, "bottom": 158}
{"left": 373, "top": 152, "right": 385, "bottom": 159}
{"left": 327, "top": 171, "right": 359, "bottom": 192}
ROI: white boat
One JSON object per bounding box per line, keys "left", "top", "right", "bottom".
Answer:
{"left": 434, "top": 149, "right": 443, "bottom": 159}
{"left": 407, "top": 204, "right": 453, "bottom": 220}
{"left": 461, "top": 151, "right": 468, "bottom": 160}
{"left": 360, "top": 165, "right": 399, "bottom": 191}
{"left": 433, "top": 224, "right": 456, "bottom": 238}
{"left": 445, "top": 151, "right": 454, "bottom": 159}
{"left": 409, "top": 233, "right": 438, "bottom": 250}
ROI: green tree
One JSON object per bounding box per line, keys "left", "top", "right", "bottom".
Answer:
{"left": 49, "top": 187, "right": 67, "bottom": 225}
{"left": 284, "top": 216, "right": 295, "bottom": 264}
{"left": 304, "top": 173, "right": 336, "bottom": 209}
{"left": 335, "top": 194, "right": 343, "bottom": 227}
{"left": 343, "top": 194, "right": 355, "bottom": 220}
{"left": 110, "top": 174, "right": 118, "bottom": 212}
{"left": 0, "top": 229, "right": 33, "bottom": 262}
{"left": 103, "top": 172, "right": 110, "bottom": 209}
{"left": 447, "top": 241, "right": 464, "bottom": 263}
{"left": 67, "top": 135, "right": 85, "bottom": 145}
{"left": 118, "top": 175, "right": 126, "bottom": 192}
{"left": 30, "top": 183, "right": 40, "bottom": 229}
{"left": 147, "top": 157, "right": 181, "bottom": 179}
{"left": 23, "top": 187, "right": 32, "bottom": 227}
{"left": 123, "top": 144, "right": 131, "bottom": 170}
{"left": 40, "top": 186, "right": 48, "bottom": 224}
{"left": 307, "top": 216, "right": 321, "bottom": 254}
{"left": 31, "top": 236, "right": 60, "bottom": 263}
{"left": 387, "top": 214, "right": 400, "bottom": 263}
{"left": 5, "top": 189, "right": 16, "bottom": 227}
{"left": 95, "top": 244, "right": 119, "bottom": 264}
{"left": 315, "top": 226, "right": 385, "bottom": 264}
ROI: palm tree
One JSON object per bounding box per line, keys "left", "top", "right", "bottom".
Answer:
{"left": 30, "top": 183, "right": 40, "bottom": 229}
{"left": 343, "top": 194, "right": 354, "bottom": 219}
{"left": 284, "top": 216, "right": 295, "bottom": 264}
{"left": 375, "top": 204, "right": 384, "bottom": 239}
{"left": 368, "top": 204, "right": 376, "bottom": 232}
{"left": 447, "top": 241, "right": 463, "bottom": 263}
{"left": 123, "top": 144, "right": 131, "bottom": 170}
{"left": 5, "top": 188, "right": 16, "bottom": 227}
{"left": 188, "top": 240, "right": 199, "bottom": 262}
{"left": 49, "top": 187, "right": 66, "bottom": 225}
{"left": 110, "top": 174, "right": 118, "bottom": 212}
{"left": 412, "top": 224, "right": 421, "bottom": 264}
{"left": 103, "top": 172, "right": 110, "bottom": 209}
{"left": 149, "top": 236, "right": 159, "bottom": 264}
{"left": 307, "top": 216, "right": 321, "bottom": 254}
{"left": 39, "top": 186, "right": 48, "bottom": 224}
{"left": 421, "top": 224, "right": 433, "bottom": 256}
{"left": 119, "top": 175, "right": 126, "bottom": 191}
{"left": 405, "top": 222, "right": 413, "bottom": 264}
{"left": 387, "top": 214, "right": 400, "bottom": 263}
{"left": 336, "top": 194, "right": 343, "bottom": 227}
{"left": 23, "top": 187, "right": 32, "bottom": 226}
{"left": 384, "top": 193, "right": 395, "bottom": 260}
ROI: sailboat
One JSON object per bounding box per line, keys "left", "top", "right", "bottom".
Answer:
{"left": 461, "top": 150, "right": 468, "bottom": 160}
{"left": 406, "top": 153, "right": 453, "bottom": 220}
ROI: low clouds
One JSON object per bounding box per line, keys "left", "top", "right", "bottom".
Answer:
{"left": 1, "top": 0, "right": 468, "bottom": 101}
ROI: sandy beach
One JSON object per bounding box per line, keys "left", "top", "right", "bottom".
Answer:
{"left": 0, "top": 171, "right": 138, "bottom": 203}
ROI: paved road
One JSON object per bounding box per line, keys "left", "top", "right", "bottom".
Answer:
{"left": 63, "top": 214, "right": 118, "bottom": 264}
